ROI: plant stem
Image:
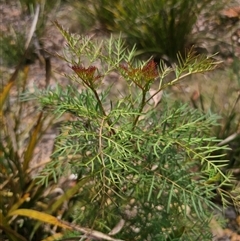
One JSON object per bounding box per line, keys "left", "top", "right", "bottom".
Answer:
{"left": 90, "top": 87, "right": 116, "bottom": 135}
{"left": 132, "top": 89, "right": 147, "bottom": 129}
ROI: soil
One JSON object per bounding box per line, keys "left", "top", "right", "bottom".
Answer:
{"left": 1, "top": 1, "right": 240, "bottom": 240}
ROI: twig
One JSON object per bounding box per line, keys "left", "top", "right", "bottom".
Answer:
{"left": 58, "top": 219, "right": 125, "bottom": 241}
{"left": 218, "top": 133, "right": 239, "bottom": 146}
{"left": 25, "top": 4, "right": 40, "bottom": 50}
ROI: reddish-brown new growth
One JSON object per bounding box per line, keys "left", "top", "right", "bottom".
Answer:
{"left": 120, "top": 60, "right": 158, "bottom": 87}
{"left": 71, "top": 65, "right": 102, "bottom": 84}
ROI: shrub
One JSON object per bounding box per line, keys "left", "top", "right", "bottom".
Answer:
{"left": 25, "top": 23, "right": 240, "bottom": 240}
{"left": 72, "top": 0, "right": 228, "bottom": 62}
{"left": 71, "top": 0, "right": 120, "bottom": 33}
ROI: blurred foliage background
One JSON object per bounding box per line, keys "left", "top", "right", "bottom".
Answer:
{"left": 0, "top": 0, "right": 240, "bottom": 240}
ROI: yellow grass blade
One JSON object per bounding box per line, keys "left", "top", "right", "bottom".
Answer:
{"left": 8, "top": 193, "right": 30, "bottom": 214}
{"left": 41, "top": 233, "right": 63, "bottom": 241}
{"left": 0, "top": 81, "right": 14, "bottom": 113}
{"left": 9, "top": 209, "right": 124, "bottom": 241}
{"left": 8, "top": 209, "right": 72, "bottom": 230}
{"left": 23, "top": 112, "right": 43, "bottom": 172}
{"left": 0, "top": 63, "right": 23, "bottom": 113}
{"left": 28, "top": 177, "right": 91, "bottom": 236}
{"left": 48, "top": 177, "right": 90, "bottom": 214}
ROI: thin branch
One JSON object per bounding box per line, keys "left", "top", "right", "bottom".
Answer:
{"left": 58, "top": 219, "right": 125, "bottom": 241}
{"left": 25, "top": 4, "right": 40, "bottom": 50}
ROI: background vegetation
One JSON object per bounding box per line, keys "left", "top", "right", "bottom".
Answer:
{"left": 1, "top": 0, "right": 240, "bottom": 240}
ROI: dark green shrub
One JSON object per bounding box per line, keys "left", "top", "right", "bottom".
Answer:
{"left": 73, "top": 0, "right": 228, "bottom": 62}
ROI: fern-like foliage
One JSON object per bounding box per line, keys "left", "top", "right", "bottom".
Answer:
{"left": 27, "top": 23, "right": 238, "bottom": 241}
